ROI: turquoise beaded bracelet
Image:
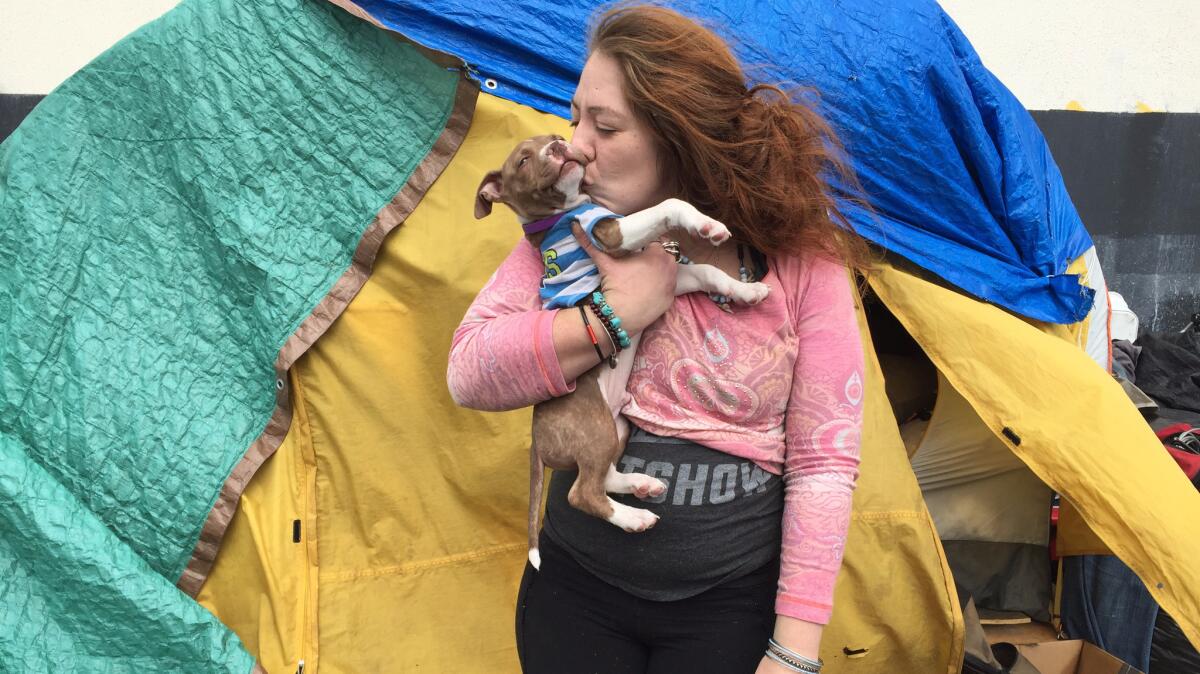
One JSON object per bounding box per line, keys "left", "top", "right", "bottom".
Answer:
{"left": 584, "top": 290, "right": 631, "bottom": 351}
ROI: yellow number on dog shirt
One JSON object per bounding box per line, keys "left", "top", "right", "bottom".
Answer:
{"left": 543, "top": 249, "right": 562, "bottom": 278}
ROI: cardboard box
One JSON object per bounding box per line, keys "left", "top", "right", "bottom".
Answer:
{"left": 1016, "top": 639, "right": 1144, "bottom": 674}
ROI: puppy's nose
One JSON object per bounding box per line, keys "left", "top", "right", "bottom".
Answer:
{"left": 546, "top": 140, "right": 567, "bottom": 159}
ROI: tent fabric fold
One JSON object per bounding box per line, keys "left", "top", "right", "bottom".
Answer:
{"left": 871, "top": 258, "right": 1200, "bottom": 651}
{"left": 178, "top": 59, "right": 479, "bottom": 600}
{"left": 0, "top": 0, "right": 473, "bottom": 669}
{"left": 0, "top": 432, "right": 258, "bottom": 674}
{"left": 200, "top": 90, "right": 570, "bottom": 674}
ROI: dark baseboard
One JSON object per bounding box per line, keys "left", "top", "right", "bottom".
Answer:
{"left": 1, "top": 94, "right": 45, "bottom": 143}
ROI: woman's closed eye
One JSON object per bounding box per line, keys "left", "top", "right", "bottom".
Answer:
{"left": 569, "top": 115, "right": 617, "bottom": 135}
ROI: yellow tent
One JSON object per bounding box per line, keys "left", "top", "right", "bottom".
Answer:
{"left": 196, "top": 91, "right": 1200, "bottom": 673}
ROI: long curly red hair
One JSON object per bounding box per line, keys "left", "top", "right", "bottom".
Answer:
{"left": 590, "top": 5, "right": 873, "bottom": 270}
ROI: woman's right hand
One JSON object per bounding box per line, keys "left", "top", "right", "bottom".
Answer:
{"left": 571, "top": 222, "right": 677, "bottom": 335}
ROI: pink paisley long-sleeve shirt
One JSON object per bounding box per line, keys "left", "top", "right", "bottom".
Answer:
{"left": 447, "top": 239, "right": 864, "bottom": 625}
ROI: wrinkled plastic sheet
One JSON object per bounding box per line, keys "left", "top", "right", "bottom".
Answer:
{"left": 1136, "top": 330, "right": 1200, "bottom": 413}
{"left": 347, "top": 0, "right": 1094, "bottom": 324}
{"left": 0, "top": 0, "right": 458, "bottom": 669}
{"left": 1152, "top": 610, "right": 1200, "bottom": 674}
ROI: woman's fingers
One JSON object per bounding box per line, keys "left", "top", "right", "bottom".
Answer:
{"left": 570, "top": 221, "right": 671, "bottom": 262}
{"left": 571, "top": 222, "right": 599, "bottom": 252}
{"left": 571, "top": 221, "right": 677, "bottom": 335}
{"left": 572, "top": 221, "right": 613, "bottom": 274}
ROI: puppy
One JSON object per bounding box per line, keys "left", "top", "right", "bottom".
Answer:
{"left": 475, "top": 134, "right": 770, "bottom": 569}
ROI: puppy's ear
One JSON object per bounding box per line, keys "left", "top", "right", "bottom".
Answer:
{"left": 475, "top": 170, "right": 503, "bottom": 219}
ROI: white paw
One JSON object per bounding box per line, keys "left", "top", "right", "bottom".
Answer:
{"left": 727, "top": 281, "right": 771, "bottom": 305}
{"left": 605, "top": 467, "right": 668, "bottom": 499}
{"left": 607, "top": 501, "right": 660, "bottom": 533}
{"left": 695, "top": 218, "right": 731, "bottom": 245}
{"left": 628, "top": 474, "right": 667, "bottom": 499}
{"left": 672, "top": 200, "right": 730, "bottom": 245}
{"left": 529, "top": 548, "right": 542, "bottom": 570}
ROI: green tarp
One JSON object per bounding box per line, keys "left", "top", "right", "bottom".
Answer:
{"left": 0, "top": 0, "right": 459, "bottom": 669}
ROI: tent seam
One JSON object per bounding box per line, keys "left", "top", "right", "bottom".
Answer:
{"left": 175, "top": 75, "right": 480, "bottom": 598}
{"left": 318, "top": 542, "right": 526, "bottom": 583}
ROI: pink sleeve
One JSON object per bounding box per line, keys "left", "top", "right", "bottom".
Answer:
{"left": 775, "top": 255, "right": 865, "bottom": 624}
{"left": 446, "top": 239, "right": 575, "bottom": 411}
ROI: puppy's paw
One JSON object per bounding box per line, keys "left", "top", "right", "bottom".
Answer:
{"left": 605, "top": 468, "right": 667, "bottom": 498}
{"left": 668, "top": 199, "right": 730, "bottom": 245}
{"left": 696, "top": 218, "right": 731, "bottom": 245}
{"left": 608, "top": 503, "right": 660, "bottom": 533}
{"left": 729, "top": 281, "right": 771, "bottom": 305}
{"left": 629, "top": 475, "right": 668, "bottom": 499}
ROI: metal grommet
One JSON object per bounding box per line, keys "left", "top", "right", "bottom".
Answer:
{"left": 484, "top": 78, "right": 498, "bottom": 90}
{"left": 275, "top": 378, "right": 285, "bottom": 391}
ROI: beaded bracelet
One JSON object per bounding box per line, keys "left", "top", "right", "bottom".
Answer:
{"left": 584, "top": 290, "right": 631, "bottom": 351}
{"left": 578, "top": 305, "right": 617, "bottom": 369}
{"left": 593, "top": 311, "right": 620, "bottom": 361}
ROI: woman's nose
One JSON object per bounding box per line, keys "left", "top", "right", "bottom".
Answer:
{"left": 570, "top": 126, "right": 596, "bottom": 162}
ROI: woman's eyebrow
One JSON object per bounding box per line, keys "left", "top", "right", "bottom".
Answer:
{"left": 569, "top": 99, "right": 622, "bottom": 118}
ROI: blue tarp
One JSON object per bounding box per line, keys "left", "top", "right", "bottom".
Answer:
{"left": 352, "top": 0, "right": 1095, "bottom": 324}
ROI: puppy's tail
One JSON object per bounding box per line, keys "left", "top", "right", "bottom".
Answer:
{"left": 528, "top": 445, "right": 545, "bottom": 570}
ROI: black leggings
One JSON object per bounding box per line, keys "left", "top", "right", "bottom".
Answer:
{"left": 515, "top": 533, "right": 778, "bottom": 674}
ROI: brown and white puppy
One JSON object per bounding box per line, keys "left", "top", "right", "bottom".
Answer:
{"left": 475, "top": 134, "right": 770, "bottom": 569}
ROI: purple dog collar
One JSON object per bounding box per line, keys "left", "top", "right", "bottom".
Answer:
{"left": 522, "top": 214, "right": 560, "bottom": 235}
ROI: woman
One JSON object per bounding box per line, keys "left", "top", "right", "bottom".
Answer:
{"left": 447, "top": 6, "right": 872, "bottom": 673}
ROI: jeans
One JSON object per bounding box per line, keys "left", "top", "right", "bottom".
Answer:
{"left": 1060, "top": 554, "right": 1159, "bottom": 672}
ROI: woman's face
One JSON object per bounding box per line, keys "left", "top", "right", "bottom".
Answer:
{"left": 570, "top": 51, "right": 674, "bottom": 216}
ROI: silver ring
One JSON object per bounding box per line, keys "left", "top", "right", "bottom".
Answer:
{"left": 659, "top": 240, "right": 681, "bottom": 262}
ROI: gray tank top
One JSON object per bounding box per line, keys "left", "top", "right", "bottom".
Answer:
{"left": 542, "top": 426, "right": 784, "bottom": 601}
